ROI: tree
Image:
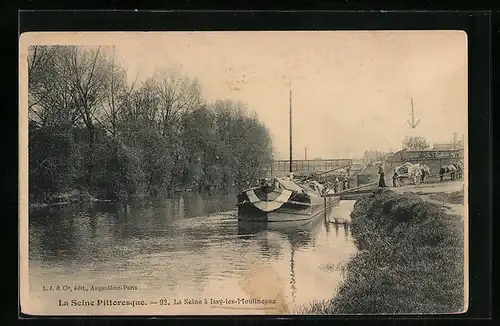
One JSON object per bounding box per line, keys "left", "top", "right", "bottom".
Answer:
{"left": 28, "top": 45, "right": 81, "bottom": 129}
{"left": 59, "top": 46, "right": 115, "bottom": 185}
{"left": 27, "top": 45, "right": 275, "bottom": 201}
{"left": 402, "top": 136, "right": 430, "bottom": 150}
{"left": 149, "top": 68, "right": 203, "bottom": 135}
{"left": 97, "top": 47, "right": 138, "bottom": 138}
{"left": 28, "top": 46, "right": 85, "bottom": 195}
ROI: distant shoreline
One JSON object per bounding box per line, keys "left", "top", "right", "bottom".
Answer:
{"left": 27, "top": 186, "right": 240, "bottom": 210}
{"left": 28, "top": 189, "right": 113, "bottom": 210}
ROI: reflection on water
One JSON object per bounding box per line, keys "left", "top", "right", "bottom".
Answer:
{"left": 28, "top": 188, "right": 357, "bottom": 315}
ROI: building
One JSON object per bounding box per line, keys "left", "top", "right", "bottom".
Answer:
{"left": 433, "top": 143, "right": 454, "bottom": 150}
{"left": 433, "top": 136, "right": 464, "bottom": 150}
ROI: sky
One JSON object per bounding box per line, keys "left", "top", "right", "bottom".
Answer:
{"left": 21, "top": 31, "right": 468, "bottom": 160}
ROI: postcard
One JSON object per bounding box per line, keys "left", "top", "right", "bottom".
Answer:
{"left": 19, "top": 31, "right": 468, "bottom": 315}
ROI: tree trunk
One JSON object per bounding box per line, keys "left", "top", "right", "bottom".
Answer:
{"left": 86, "top": 126, "right": 96, "bottom": 187}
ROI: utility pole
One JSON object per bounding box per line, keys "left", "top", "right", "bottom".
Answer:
{"left": 453, "top": 132, "right": 457, "bottom": 149}
{"left": 305, "top": 147, "right": 307, "bottom": 160}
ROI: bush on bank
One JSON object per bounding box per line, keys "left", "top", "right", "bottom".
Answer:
{"left": 305, "top": 188, "right": 464, "bottom": 314}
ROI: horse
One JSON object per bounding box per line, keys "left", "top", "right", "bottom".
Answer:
{"left": 393, "top": 162, "right": 424, "bottom": 186}
{"left": 455, "top": 160, "right": 464, "bottom": 179}
{"left": 407, "top": 163, "right": 424, "bottom": 185}
{"left": 439, "top": 163, "right": 458, "bottom": 181}
{"left": 451, "top": 161, "right": 463, "bottom": 180}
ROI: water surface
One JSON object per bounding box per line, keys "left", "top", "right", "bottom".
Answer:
{"left": 27, "top": 189, "right": 357, "bottom": 315}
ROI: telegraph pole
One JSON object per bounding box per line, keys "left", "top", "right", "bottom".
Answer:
{"left": 305, "top": 147, "right": 307, "bottom": 160}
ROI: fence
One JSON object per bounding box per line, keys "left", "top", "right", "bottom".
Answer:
{"left": 262, "top": 159, "right": 353, "bottom": 178}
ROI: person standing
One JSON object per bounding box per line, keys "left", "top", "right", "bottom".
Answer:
{"left": 378, "top": 164, "right": 386, "bottom": 187}
{"left": 420, "top": 165, "right": 426, "bottom": 184}
{"left": 392, "top": 169, "right": 399, "bottom": 187}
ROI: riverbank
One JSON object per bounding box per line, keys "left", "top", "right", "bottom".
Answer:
{"left": 28, "top": 185, "right": 242, "bottom": 210}
{"left": 28, "top": 189, "right": 113, "bottom": 209}
{"left": 299, "top": 186, "right": 465, "bottom": 314}
{"left": 427, "top": 191, "right": 464, "bottom": 204}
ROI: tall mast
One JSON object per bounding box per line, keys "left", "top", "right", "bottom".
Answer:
{"left": 289, "top": 86, "right": 293, "bottom": 173}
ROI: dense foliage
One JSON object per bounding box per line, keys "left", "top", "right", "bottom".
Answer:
{"left": 28, "top": 45, "right": 274, "bottom": 201}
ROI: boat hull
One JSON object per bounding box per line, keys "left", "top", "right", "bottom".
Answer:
{"left": 237, "top": 195, "right": 340, "bottom": 222}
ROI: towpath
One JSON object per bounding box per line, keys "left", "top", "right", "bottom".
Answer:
{"left": 391, "top": 180, "right": 463, "bottom": 195}
{"left": 327, "top": 180, "right": 465, "bottom": 224}
{"left": 391, "top": 180, "right": 465, "bottom": 216}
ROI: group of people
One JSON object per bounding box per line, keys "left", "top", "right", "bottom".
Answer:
{"left": 316, "top": 177, "right": 349, "bottom": 194}
{"left": 330, "top": 176, "right": 350, "bottom": 193}
{"left": 378, "top": 162, "right": 433, "bottom": 187}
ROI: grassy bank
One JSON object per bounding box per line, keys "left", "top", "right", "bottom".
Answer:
{"left": 428, "top": 190, "right": 464, "bottom": 205}
{"left": 301, "top": 188, "right": 464, "bottom": 314}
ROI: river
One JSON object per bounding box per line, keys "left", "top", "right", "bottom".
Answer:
{"left": 26, "top": 188, "right": 358, "bottom": 315}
